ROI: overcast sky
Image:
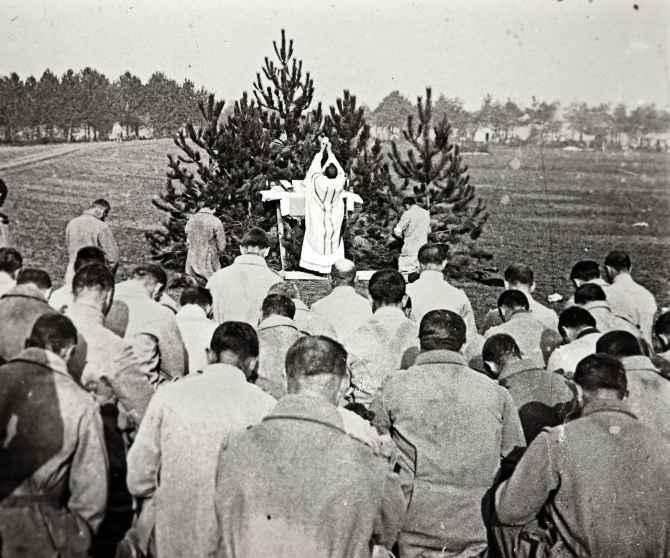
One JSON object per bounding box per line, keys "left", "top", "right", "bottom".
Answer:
{"left": 2, "top": 0, "right": 668, "bottom": 110}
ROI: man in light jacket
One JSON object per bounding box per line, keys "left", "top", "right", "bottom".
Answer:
{"left": 185, "top": 204, "right": 226, "bottom": 285}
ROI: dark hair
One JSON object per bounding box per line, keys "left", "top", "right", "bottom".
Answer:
{"left": 261, "top": 293, "right": 296, "bottom": 319}
{"left": 26, "top": 314, "right": 78, "bottom": 354}
{"left": 504, "top": 263, "right": 534, "bottom": 286}
{"left": 497, "top": 289, "right": 529, "bottom": 310}
{"left": 482, "top": 333, "right": 522, "bottom": 366}
{"left": 368, "top": 269, "right": 405, "bottom": 305}
{"left": 558, "top": 306, "right": 596, "bottom": 331}
{"left": 210, "top": 322, "right": 259, "bottom": 361}
{"left": 17, "top": 268, "right": 52, "bottom": 290}
{"left": 180, "top": 286, "right": 213, "bottom": 307}
{"left": 92, "top": 198, "right": 111, "bottom": 211}
{"left": 267, "top": 281, "right": 300, "bottom": 300}
{"left": 285, "top": 335, "right": 347, "bottom": 379}
{"left": 241, "top": 227, "right": 269, "bottom": 249}
{"left": 604, "top": 250, "right": 631, "bottom": 272}
{"left": 574, "top": 353, "right": 627, "bottom": 398}
{"left": 0, "top": 247, "right": 22, "bottom": 274}
{"left": 131, "top": 264, "right": 167, "bottom": 286}
{"left": 418, "top": 243, "right": 446, "bottom": 266}
{"left": 419, "top": 309, "right": 466, "bottom": 351}
{"left": 72, "top": 263, "right": 115, "bottom": 296}
{"left": 403, "top": 196, "right": 416, "bottom": 206}
{"left": 570, "top": 260, "right": 601, "bottom": 282}
{"left": 574, "top": 284, "right": 607, "bottom": 305}
{"left": 324, "top": 163, "right": 338, "bottom": 179}
{"left": 596, "top": 330, "right": 642, "bottom": 358}
{"left": 655, "top": 312, "right": 670, "bottom": 337}
{"left": 74, "top": 246, "right": 106, "bottom": 272}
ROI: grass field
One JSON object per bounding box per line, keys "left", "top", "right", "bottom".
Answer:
{"left": 1, "top": 139, "right": 668, "bottom": 323}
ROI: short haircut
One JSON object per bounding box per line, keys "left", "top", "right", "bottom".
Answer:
{"left": 324, "top": 163, "right": 338, "bottom": 179}
{"left": 17, "top": 268, "right": 52, "bottom": 290}
{"left": 418, "top": 243, "right": 446, "bottom": 266}
{"left": 419, "top": 309, "right": 466, "bottom": 351}
{"left": 241, "top": 227, "right": 269, "bottom": 249}
{"left": 558, "top": 306, "right": 596, "bottom": 330}
{"left": 403, "top": 196, "right": 416, "bottom": 206}
{"left": 74, "top": 246, "right": 106, "bottom": 272}
{"left": 179, "top": 286, "right": 213, "bottom": 307}
{"left": 368, "top": 269, "right": 405, "bottom": 305}
{"left": 92, "top": 198, "right": 111, "bottom": 211}
{"left": 570, "top": 260, "right": 601, "bottom": 282}
{"left": 131, "top": 264, "right": 167, "bottom": 286}
{"left": 267, "top": 281, "right": 301, "bottom": 300}
{"left": 0, "top": 247, "right": 22, "bottom": 274}
{"left": 331, "top": 259, "right": 356, "bottom": 285}
{"left": 504, "top": 263, "right": 534, "bottom": 286}
{"left": 285, "top": 335, "right": 347, "bottom": 379}
{"left": 261, "top": 293, "right": 296, "bottom": 319}
{"left": 210, "top": 322, "right": 259, "bottom": 361}
{"left": 482, "top": 333, "right": 522, "bottom": 365}
{"left": 596, "top": 330, "right": 642, "bottom": 358}
{"left": 574, "top": 284, "right": 607, "bottom": 305}
{"left": 497, "top": 289, "right": 529, "bottom": 310}
{"left": 604, "top": 250, "right": 631, "bottom": 272}
{"left": 26, "top": 313, "right": 78, "bottom": 354}
{"left": 72, "top": 263, "right": 114, "bottom": 296}
{"left": 574, "top": 353, "right": 627, "bottom": 398}
{"left": 655, "top": 312, "right": 670, "bottom": 337}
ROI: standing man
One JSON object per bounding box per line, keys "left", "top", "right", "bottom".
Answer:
{"left": 0, "top": 314, "right": 108, "bottom": 557}
{"left": 207, "top": 227, "right": 282, "bottom": 325}
{"left": 185, "top": 204, "right": 226, "bottom": 285}
{"left": 393, "top": 196, "right": 431, "bottom": 277}
{"left": 127, "top": 322, "right": 276, "bottom": 558}
{"left": 208, "top": 335, "right": 407, "bottom": 557}
{"left": 65, "top": 199, "right": 119, "bottom": 283}
{"left": 495, "top": 353, "right": 670, "bottom": 557}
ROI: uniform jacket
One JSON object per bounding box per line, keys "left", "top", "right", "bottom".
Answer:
{"left": 176, "top": 304, "right": 218, "bottom": 374}
{"left": 257, "top": 315, "right": 303, "bottom": 399}
{"left": 343, "top": 307, "right": 418, "bottom": 407}
{"left": 0, "top": 284, "right": 57, "bottom": 361}
{"left": 406, "top": 270, "right": 477, "bottom": 343}
{"left": 311, "top": 285, "right": 372, "bottom": 341}
{"left": 115, "top": 280, "right": 188, "bottom": 380}
{"left": 0, "top": 348, "right": 108, "bottom": 556}
{"left": 127, "top": 363, "right": 275, "bottom": 558}
{"left": 65, "top": 211, "right": 119, "bottom": 272}
{"left": 185, "top": 208, "right": 226, "bottom": 283}
{"left": 496, "top": 399, "right": 670, "bottom": 557}
{"left": 579, "top": 300, "right": 639, "bottom": 337}
{"left": 607, "top": 273, "right": 657, "bottom": 345}
{"left": 481, "top": 295, "right": 559, "bottom": 334}
{"left": 394, "top": 205, "right": 430, "bottom": 273}
{"left": 207, "top": 394, "right": 407, "bottom": 558}
{"left": 292, "top": 298, "right": 338, "bottom": 337}
{"left": 497, "top": 358, "right": 577, "bottom": 442}
{"left": 207, "top": 254, "right": 282, "bottom": 325}
{"left": 546, "top": 329, "right": 602, "bottom": 378}
{"left": 372, "top": 350, "right": 525, "bottom": 558}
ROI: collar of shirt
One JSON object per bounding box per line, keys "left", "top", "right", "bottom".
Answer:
{"left": 417, "top": 269, "right": 446, "bottom": 284}
{"left": 3, "top": 284, "right": 47, "bottom": 302}
{"left": 262, "top": 393, "right": 345, "bottom": 433}
{"left": 234, "top": 254, "right": 269, "bottom": 267}
{"left": 372, "top": 306, "right": 407, "bottom": 323}
{"left": 498, "top": 358, "right": 543, "bottom": 382}
{"left": 331, "top": 285, "right": 357, "bottom": 297}
{"left": 68, "top": 300, "right": 105, "bottom": 325}
{"left": 199, "top": 362, "right": 248, "bottom": 383}
{"left": 177, "top": 304, "right": 208, "bottom": 321}
{"left": 612, "top": 273, "right": 634, "bottom": 286}
{"left": 413, "top": 349, "right": 467, "bottom": 368}
{"left": 198, "top": 208, "right": 215, "bottom": 215}
{"left": 82, "top": 208, "right": 102, "bottom": 221}
{"left": 581, "top": 398, "right": 637, "bottom": 419}
{"left": 508, "top": 308, "right": 533, "bottom": 321}
{"left": 11, "top": 347, "right": 71, "bottom": 379}
{"left": 582, "top": 301, "right": 610, "bottom": 312}
{"left": 258, "top": 314, "right": 299, "bottom": 332}
{"left": 621, "top": 355, "right": 658, "bottom": 373}
{"left": 576, "top": 327, "right": 600, "bottom": 340}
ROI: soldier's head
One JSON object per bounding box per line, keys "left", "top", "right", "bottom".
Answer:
{"left": 207, "top": 322, "right": 259, "bottom": 381}
{"left": 402, "top": 196, "right": 416, "bottom": 210}
{"left": 497, "top": 289, "right": 529, "bottom": 322}
{"left": 72, "top": 263, "right": 115, "bottom": 315}
{"left": 570, "top": 260, "right": 601, "bottom": 288}
{"left": 558, "top": 306, "right": 597, "bottom": 343}
{"left": 574, "top": 353, "right": 628, "bottom": 403}
{"left": 330, "top": 259, "right": 357, "bottom": 288}
{"left": 91, "top": 198, "right": 111, "bottom": 221}
{"left": 482, "top": 333, "right": 523, "bottom": 378}
{"left": 418, "top": 243, "right": 447, "bottom": 273}
{"left": 595, "top": 330, "right": 642, "bottom": 359}
{"left": 368, "top": 269, "right": 407, "bottom": 313}
{"left": 504, "top": 263, "right": 535, "bottom": 294}
{"left": 261, "top": 293, "right": 296, "bottom": 321}
{"left": 419, "top": 309, "right": 466, "bottom": 353}
{"left": 604, "top": 250, "right": 631, "bottom": 283}
{"left": 574, "top": 283, "right": 607, "bottom": 306}
{"left": 240, "top": 227, "right": 270, "bottom": 258}
{"left": 0, "top": 247, "right": 22, "bottom": 279}
{"left": 180, "top": 286, "right": 213, "bottom": 317}
{"left": 74, "top": 246, "right": 108, "bottom": 275}
{"left": 17, "top": 268, "right": 52, "bottom": 300}
{"left": 285, "top": 336, "right": 348, "bottom": 404}
{"left": 26, "top": 314, "right": 78, "bottom": 364}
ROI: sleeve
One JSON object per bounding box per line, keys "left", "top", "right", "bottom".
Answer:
{"left": 372, "top": 470, "right": 407, "bottom": 549}
{"left": 107, "top": 343, "right": 155, "bottom": 428}
{"left": 546, "top": 348, "right": 563, "bottom": 374}
{"left": 214, "top": 218, "right": 226, "bottom": 253}
{"left": 495, "top": 432, "right": 559, "bottom": 526}
{"left": 158, "top": 316, "right": 188, "bottom": 378}
{"left": 68, "top": 405, "right": 109, "bottom": 533}
{"left": 99, "top": 225, "right": 119, "bottom": 269}
{"left": 500, "top": 389, "right": 526, "bottom": 458}
{"left": 393, "top": 211, "right": 409, "bottom": 238}
{"left": 126, "top": 391, "right": 164, "bottom": 498}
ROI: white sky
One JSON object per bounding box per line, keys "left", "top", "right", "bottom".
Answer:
{"left": 1, "top": 0, "right": 668, "bottom": 110}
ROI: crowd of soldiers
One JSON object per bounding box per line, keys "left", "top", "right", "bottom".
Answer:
{"left": 0, "top": 198, "right": 668, "bottom": 558}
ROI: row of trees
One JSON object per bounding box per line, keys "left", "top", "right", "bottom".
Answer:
{"left": 370, "top": 91, "right": 670, "bottom": 147}
{"left": 0, "top": 69, "right": 209, "bottom": 142}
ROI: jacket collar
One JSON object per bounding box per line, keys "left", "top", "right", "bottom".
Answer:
{"left": 10, "top": 347, "right": 71, "bottom": 379}
{"left": 331, "top": 285, "right": 357, "bottom": 295}
{"left": 1, "top": 284, "right": 47, "bottom": 302}
{"left": 581, "top": 300, "right": 610, "bottom": 312}
{"left": 263, "top": 394, "right": 345, "bottom": 433}
{"left": 372, "top": 306, "right": 407, "bottom": 322}
{"left": 612, "top": 273, "right": 634, "bottom": 286}
{"left": 67, "top": 300, "right": 105, "bottom": 325}
{"left": 621, "top": 355, "right": 657, "bottom": 373}
{"left": 258, "top": 314, "right": 299, "bottom": 331}
{"left": 177, "top": 304, "right": 208, "bottom": 320}
{"left": 576, "top": 327, "right": 600, "bottom": 340}
{"left": 581, "top": 398, "right": 637, "bottom": 419}
{"left": 498, "top": 358, "right": 542, "bottom": 382}
{"left": 200, "top": 362, "right": 248, "bottom": 383}
{"left": 508, "top": 308, "right": 532, "bottom": 321}
{"left": 413, "top": 349, "right": 467, "bottom": 368}
{"left": 418, "top": 269, "right": 445, "bottom": 282}
{"left": 83, "top": 208, "right": 102, "bottom": 221}
{"left": 234, "top": 254, "right": 269, "bottom": 267}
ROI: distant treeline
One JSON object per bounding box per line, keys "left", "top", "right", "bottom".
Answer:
{"left": 0, "top": 69, "right": 210, "bottom": 143}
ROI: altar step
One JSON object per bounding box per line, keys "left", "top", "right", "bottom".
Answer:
{"left": 283, "top": 270, "right": 376, "bottom": 281}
